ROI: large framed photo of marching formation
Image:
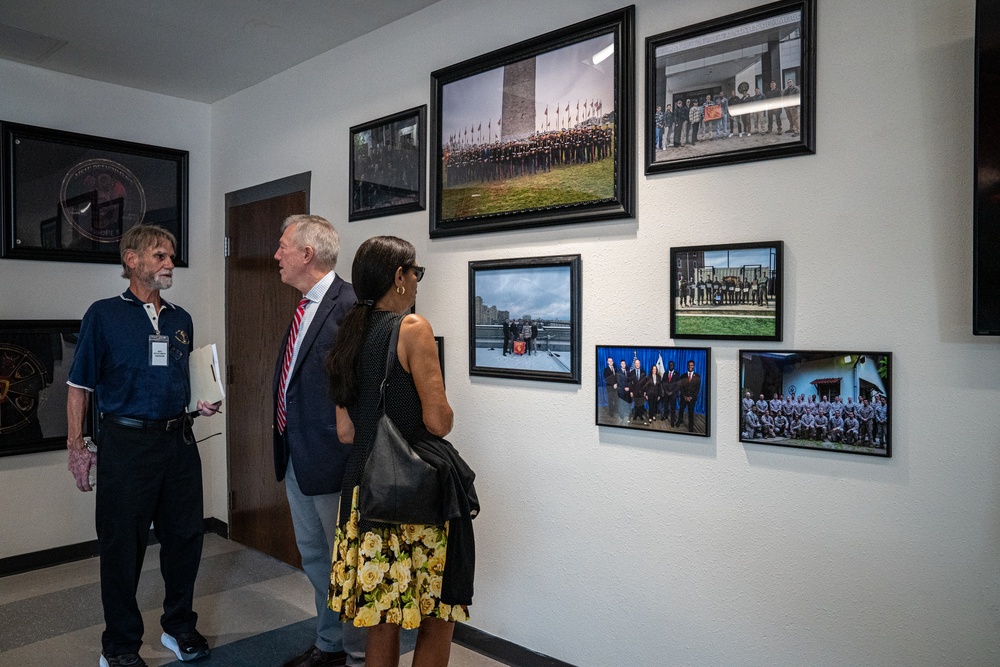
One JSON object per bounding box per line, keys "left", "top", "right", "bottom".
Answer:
{"left": 429, "top": 6, "right": 635, "bottom": 238}
{"left": 349, "top": 106, "right": 426, "bottom": 222}
{"left": 1, "top": 121, "right": 189, "bottom": 265}
{"left": 0, "top": 320, "right": 95, "bottom": 457}
{"left": 468, "top": 255, "right": 581, "bottom": 384}
{"left": 670, "top": 241, "right": 783, "bottom": 341}
{"left": 596, "top": 345, "right": 711, "bottom": 437}
{"left": 739, "top": 350, "right": 892, "bottom": 458}
{"left": 644, "top": 0, "right": 816, "bottom": 174}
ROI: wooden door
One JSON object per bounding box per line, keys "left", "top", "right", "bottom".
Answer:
{"left": 225, "top": 180, "right": 308, "bottom": 568}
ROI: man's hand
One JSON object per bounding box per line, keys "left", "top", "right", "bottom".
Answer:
{"left": 196, "top": 400, "right": 222, "bottom": 417}
{"left": 68, "top": 442, "right": 96, "bottom": 492}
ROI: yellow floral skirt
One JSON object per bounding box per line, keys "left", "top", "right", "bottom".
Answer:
{"left": 328, "top": 487, "right": 469, "bottom": 628}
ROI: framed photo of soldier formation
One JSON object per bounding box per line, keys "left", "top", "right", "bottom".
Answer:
{"left": 738, "top": 350, "right": 892, "bottom": 458}
{"left": 429, "top": 6, "right": 635, "bottom": 238}
{"left": 1, "top": 121, "right": 189, "bottom": 265}
{"left": 596, "top": 345, "right": 711, "bottom": 437}
{"left": 468, "top": 255, "right": 581, "bottom": 384}
{"left": 349, "top": 106, "right": 426, "bottom": 222}
{"left": 644, "top": 0, "right": 816, "bottom": 174}
{"left": 0, "top": 320, "right": 95, "bottom": 457}
{"left": 670, "top": 241, "right": 783, "bottom": 341}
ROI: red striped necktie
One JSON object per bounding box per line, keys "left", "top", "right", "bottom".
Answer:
{"left": 276, "top": 297, "right": 309, "bottom": 434}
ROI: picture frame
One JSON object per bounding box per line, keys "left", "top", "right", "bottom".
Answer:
{"left": 429, "top": 6, "right": 635, "bottom": 238}
{"left": 644, "top": 0, "right": 816, "bottom": 174}
{"left": 670, "top": 241, "right": 783, "bottom": 341}
{"left": 1, "top": 121, "right": 189, "bottom": 265}
{"left": 596, "top": 345, "right": 711, "bottom": 437}
{"left": 434, "top": 335, "right": 445, "bottom": 386}
{"left": 0, "top": 320, "right": 96, "bottom": 457}
{"left": 469, "top": 255, "right": 581, "bottom": 383}
{"left": 738, "top": 350, "right": 891, "bottom": 458}
{"left": 349, "top": 106, "right": 426, "bottom": 222}
{"left": 974, "top": 0, "right": 1000, "bottom": 335}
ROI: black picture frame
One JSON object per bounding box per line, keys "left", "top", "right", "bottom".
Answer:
{"left": 0, "top": 320, "right": 96, "bottom": 457}
{"left": 739, "top": 350, "right": 891, "bottom": 458}
{"left": 434, "top": 335, "right": 445, "bottom": 387}
{"left": 349, "top": 106, "right": 426, "bottom": 222}
{"left": 974, "top": 0, "right": 1000, "bottom": 335}
{"left": 430, "top": 6, "right": 635, "bottom": 238}
{"left": 469, "top": 255, "right": 581, "bottom": 383}
{"left": 1, "top": 121, "right": 189, "bottom": 265}
{"left": 645, "top": 0, "right": 816, "bottom": 174}
{"left": 670, "top": 241, "right": 783, "bottom": 341}
{"left": 596, "top": 345, "right": 711, "bottom": 437}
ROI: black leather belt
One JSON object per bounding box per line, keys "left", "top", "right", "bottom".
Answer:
{"left": 101, "top": 413, "right": 187, "bottom": 431}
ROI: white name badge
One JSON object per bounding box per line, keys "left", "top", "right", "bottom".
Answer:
{"left": 149, "top": 335, "right": 170, "bottom": 366}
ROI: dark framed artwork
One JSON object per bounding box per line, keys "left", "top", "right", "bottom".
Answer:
{"left": 430, "top": 6, "right": 635, "bottom": 237}
{"left": 974, "top": 0, "right": 1000, "bottom": 334}
{"left": 645, "top": 0, "right": 816, "bottom": 174}
{"left": 739, "top": 350, "right": 891, "bottom": 458}
{"left": 1, "top": 121, "right": 189, "bottom": 265}
{"left": 596, "top": 345, "right": 711, "bottom": 437}
{"left": 435, "top": 335, "right": 445, "bottom": 386}
{"left": 0, "top": 320, "right": 95, "bottom": 457}
{"left": 670, "top": 241, "right": 783, "bottom": 341}
{"left": 349, "top": 106, "right": 426, "bottom": 222}
{"left": 469, "top": 255, "right": 581, "bottom": 383}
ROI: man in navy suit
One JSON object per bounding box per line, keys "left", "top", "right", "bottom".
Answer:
{"left": 272, "top": 215, "right": 363, "bottom": 667}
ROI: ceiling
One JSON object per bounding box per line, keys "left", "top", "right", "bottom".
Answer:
{"left": 0, "top": 0, "right": 441, "bottom": 103}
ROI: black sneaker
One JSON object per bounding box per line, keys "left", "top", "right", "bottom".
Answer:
{"left": 100, "top": 654, "right": 148, "bottom": 667}
{"left": 161, "top": 631, "right": 210, "bottom": 662}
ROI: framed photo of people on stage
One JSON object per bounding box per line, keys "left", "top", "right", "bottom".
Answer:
{"left": 670, "top": 241, "right": 783, "bottom": 341}
{"left": 468, "top": 255, "right": 581, "bottom": 384}
{"left": 644, "top": 0, "right": 816, "bottom": 174}
{"left": 429, "top": 6, "right": 635, "bottom": 238}
{"left": 596, "top": 345, "right": 711, "bottom": 437}
{"left": 1, "top": 121, "right": 189, "bottom": 265}
{"left": 739, "top": 350, "right": 891, "bottom": 458}
{"left": 349, "top": 106, "right": 426, "bottom": 222}
{"left": 0, "top": 320, "right": 96, "bottom": 457}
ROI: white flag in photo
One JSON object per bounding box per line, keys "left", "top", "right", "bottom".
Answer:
{"left": 656, "top": 353, "right": 666, "bottom": 376}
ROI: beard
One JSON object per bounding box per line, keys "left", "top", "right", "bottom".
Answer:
{"left": 136, "top": 262, "right": 172, "bottom": 290}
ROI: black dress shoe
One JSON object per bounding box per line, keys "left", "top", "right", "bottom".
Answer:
{"left": 283, "top": 645, "right": 348, "bottom": 667}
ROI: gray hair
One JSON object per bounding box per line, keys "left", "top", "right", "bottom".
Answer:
{"left": 282, "top": 214, "right": 340, "bottom": 270}
{"left": 120, "top": 224, "right": 177, "bottom": 278}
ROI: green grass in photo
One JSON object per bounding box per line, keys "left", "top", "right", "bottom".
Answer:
{"left": 675, "top": 315, "right": 775, "bottom": 337}
{"left": 442, "top": 158, "right": 615, "bottom": 220}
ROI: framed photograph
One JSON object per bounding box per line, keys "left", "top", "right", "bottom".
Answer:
{"left": 434, "top": 335, "right": 445, "bottom": 386}
{"left": 0, "top": 320, "right": 95, "bottom": 457}
{"left": 349, "top": 106, "right": 426, "bottom": 222}
{"left": 596, "top": 345, "right": 711, "bottom": 437}
{"left": 429, "top": 6, "right": 635, "bottom": 237}
{"left": 974, "top": 0, "right": 1000, "bottom": 335}
{"left": 739, "top": 350, "right": 891, "bottom": 458}
{"left": 645, "top": 0, "right": 816, "bottom": 174}
{"left": 1, "top": 121, "right": 189, "bottom": 265}
{"left": 670, "top": 241, "right": 783, "bottom": 341}
{"left": 469, "top": 255, "right": 581, "bottom": 383}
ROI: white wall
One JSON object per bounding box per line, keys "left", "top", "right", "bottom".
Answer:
{"left": 4, "top": 0, "right": 1000, "bottom": 663}
{"left": 0, "top": 59, "right": 221, "bottom": 557}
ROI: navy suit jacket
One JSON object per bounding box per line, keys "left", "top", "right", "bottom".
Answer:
{"left": 272, "top": 275, "right": 356, "bottom": 495}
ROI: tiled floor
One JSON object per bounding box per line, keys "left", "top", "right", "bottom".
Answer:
{"left": 0, "top": 534, "right": 503, "bottom": 667}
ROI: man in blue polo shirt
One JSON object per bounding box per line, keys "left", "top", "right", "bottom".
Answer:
{"left": 66, "top": 225, "right": 220, "bottom": 667}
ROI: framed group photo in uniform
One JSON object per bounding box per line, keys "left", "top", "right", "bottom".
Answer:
{"left": 644, "top": 0, "right": 816, "bottom": 174}
{"left": 429, "top": 6, "right": 635, "bottom": 237}
{"left": 349, "top": 105, "right": 426, "bottom": 222}
{"left": 670, "top": 240, "right": 783, "bottom": 341}
{"left": 596, "top": 345, "right": 711, "bottom": 437}
{"left": 738, "top": 350, "right": 892, "bottom": 458}
{"left": 1, "top": 121, "right": 189, "bottom": 265}
{"left": 468, "top": 255, "right": 581, "bottom": 384}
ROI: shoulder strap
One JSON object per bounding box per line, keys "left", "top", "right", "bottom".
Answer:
{"left": 378, "top": 315, "right": 405, "bottom": 412}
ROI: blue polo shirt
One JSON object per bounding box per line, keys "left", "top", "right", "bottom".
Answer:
{"left": 68, "top": 289, "right": 193, "bottom": 420}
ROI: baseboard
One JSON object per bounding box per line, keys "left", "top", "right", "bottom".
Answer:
{"left": 0, "top": 517, "right": 229, "bottom": 578}
{"left": 453, "top": 624, "right": 576, "bottom": 667}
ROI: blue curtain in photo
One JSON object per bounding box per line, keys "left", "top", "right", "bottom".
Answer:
{"left": 596, "top": 346, "right": 707, "bottom": 414}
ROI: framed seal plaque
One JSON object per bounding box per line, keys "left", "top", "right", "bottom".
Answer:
{"left": 1, "top": 121, "right": 188, "bottom": 265}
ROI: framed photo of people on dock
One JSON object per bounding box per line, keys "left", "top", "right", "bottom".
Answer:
{"left": 596, "top": 345, "right": 711, "bottom": 437}
{"left": 739, "top": 350, "right": 892, "bottom": 458}
{"left": 429, "top": 7, "right": 635, "bottom": 238}
{"left": 644, "top": 0, "right": 816, "bottom": 174}
{"left": 670, "top": 241, "right": 783, "bottom": 341}
{"left": 468, "top": 255, "right": 581, "bottom": 384}
{"left": 348, "top": 106, "right": 426, "bottom": 222}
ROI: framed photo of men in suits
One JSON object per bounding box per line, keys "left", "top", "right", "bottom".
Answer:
{"left": 596, "top": 345, "right": 711, "bottom": 437}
